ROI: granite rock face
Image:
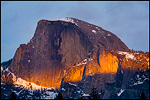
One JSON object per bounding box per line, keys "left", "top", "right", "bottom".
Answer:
{"left": 9, "top": 17, "right": 129, "bottom": 89}
{"left": 9, "top": 19, "right": 92, "bottom": 88}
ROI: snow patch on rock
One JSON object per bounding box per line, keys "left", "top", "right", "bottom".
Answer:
{"left": 59, "top": 17, "right": 78, "bottom": 26}
{"left": 118, "top": 51, "right": 136, "bottom": 60}
{"left": 96, "top": 27, "right": 100, "bottom": 30}
{"left": 61, "top": 88, "right": 65, "bottom": 91}
{"left": 3, "top": 68, "right": 54, "bottom": 90}
{"left": 92, "top": 30, "right": 97, "bottom": 34}
{"left": 133, "top": 78, "right": 149, "bottom": 86}
{"left": 107, "top": 34, "right": 111, "bottom": 36}
{"left": 82, "top": 93, "right": 90, "bottom": 96}
{"left": 43, "top": 91, "right": 57, "bottom": 99}
{"left": 59, "top": 17, "right": 74, "bottom": 23}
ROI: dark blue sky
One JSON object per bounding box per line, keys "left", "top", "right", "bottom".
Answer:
{"left": 1, "top": 1, "right": 149, "bottom": 62}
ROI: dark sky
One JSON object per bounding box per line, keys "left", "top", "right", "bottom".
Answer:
{"left": 1, "top": 1, "right": 149, "bottom": 62}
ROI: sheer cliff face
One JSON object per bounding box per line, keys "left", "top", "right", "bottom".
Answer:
{"left": 9, "top": 17, "right": 130, "bottom": 88}
{"left": 9, "top": 19, "right": 93, "bottom": 88}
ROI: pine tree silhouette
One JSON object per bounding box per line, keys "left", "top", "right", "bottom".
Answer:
{"left": 90, "top": 87, "right": 99, "bottom": 99}
{"left": 10, "top": 92, "right": 17, "bottom": 99}
{"left": 55, "top": 92, "right": 63, "bottom": 99}
{"left": 141, "top": 90, "right": 147, "bottom": 99}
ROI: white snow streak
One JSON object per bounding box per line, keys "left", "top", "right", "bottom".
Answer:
{"left": 1, "top": 66, "right": 3, "bottom": 72}
{"left": 121, "top": 70, "right": 123, "bottom": 74}
{"left": 5, "top": 67, "right": 9, "bottom": 72}
{"left": 68, "top": 83, "right": 77, "bottom": 87}
{"left": 117, "top": 89, "right": 124, "bottom": 96}
{"left": 133, "top": 81, "right": 143, "bottom": 85}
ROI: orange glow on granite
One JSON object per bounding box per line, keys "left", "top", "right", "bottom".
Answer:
{"left": 99, "top": 52, "right": 119, "bottom": 73}
{"left": 64, "top": 64, "right": 85, "bottom": 82}
{"left": 64, "top": 50, "right": 119, "bottom": 83}
{"left": 84, "top": 51, "right": 119, "bottom": 76}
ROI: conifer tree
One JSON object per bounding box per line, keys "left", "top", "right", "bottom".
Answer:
{"left": 90, "top": 87, "right": 99, "bottom": 99}
{"left": 10, "top": 92, "right": 17, "bottom": 99}
{"left": 55, "top": 92, "right": 63, "bottom": 99}
{"left": 141, "top": 90, "right": 147, "bottom": 99}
